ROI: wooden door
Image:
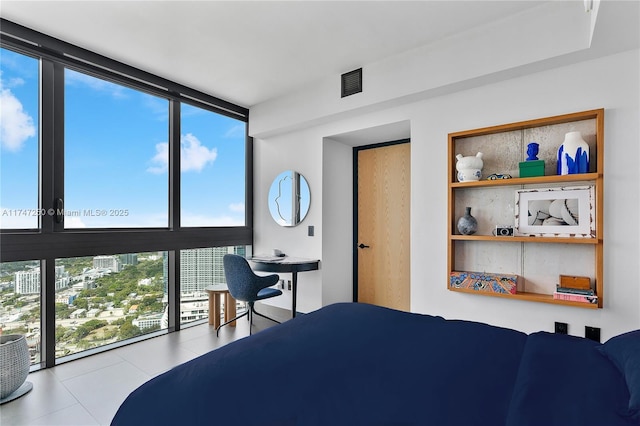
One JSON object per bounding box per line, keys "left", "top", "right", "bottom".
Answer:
{"left": 356, "top": 141, "right": 410, "bottom": 311}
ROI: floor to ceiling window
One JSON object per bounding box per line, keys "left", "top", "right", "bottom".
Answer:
{"left": 53, "top": 253, "right": 168, "bottom": 359}
{"left": 179, "top": 246, "right": 248, "bottom": 326}
{"left": 0, "top": 20, "right": 252, "bottom": 368}
{"left": 64, "top": 70, "right": 170, "bottom": 228}
{"left": 0, "top": 48, "right": 39, "bottom": 229}
{"left": 181, "top": 103, "right": 247, "bottom": 227}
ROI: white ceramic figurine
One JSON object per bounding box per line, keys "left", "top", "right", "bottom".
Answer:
{"left": 456, "top": 152, "right": 484, "bottom": 182}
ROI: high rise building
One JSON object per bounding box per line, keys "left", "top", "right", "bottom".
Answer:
{"left": 179, "top": 246, "right": 246, "bottom": 293}
{"left": 93, "top": 255, "right": 122, "bottom": 272}
{"left": 15, "top": 266, "right": 70, "bottom": 294}
{"left": 119, "top": 253, "right": 138, "bottom": 266}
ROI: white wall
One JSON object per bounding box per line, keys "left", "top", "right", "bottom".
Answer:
{"left": 253, "top": 131, "right": 323, "bottom": 313}
{"left": 321, "top": 138, "right": 353, "bottom": 305}
{"left": 250, "top": 1, "right": 592, "bottom": 139}
{"left": 253, "top": 48, "right": 640, "bottom": 341}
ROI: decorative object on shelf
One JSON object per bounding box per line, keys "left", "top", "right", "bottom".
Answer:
{"left": 455, "top": 152, "right": 483, "bottom": 182}
{"left": 514, "top": 186, "right": 595, "bottom": 238}
{"left": 553, "top": 291, "right": 598, "bottom": 304}
{"left": 0, "top": 334, "right": 33, "bottom": 404}
{"left": 519, "top": 142, "right": 545, "bottom": 177}
{"left": 457, "top": 207, "right": 478, "bottom": 235}
{"left": 559, "top": 274, "right": 591, "bottom": 290}
{"left": 486, "top": 173, "right": 512, "bottom": 180}
{"left": 519, "top": 160, "right": 545, "bottom": 177}
{"left": 526, "top": 142, "right": 540, "bottom": 161}
{"left": 450, "top": 271, "right": 518, "bottom": 294}
{"left": 554, "top": 274, "right": 595, "bottom": 303}
{"left": 557, "top": 131, "right": 589, "bottom": 175}
{"left": 494, "top": 226, "right": 514, "bottom": 236}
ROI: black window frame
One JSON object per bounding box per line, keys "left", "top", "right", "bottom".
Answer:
{"left": 0, "top": 19, "right": 253, "bottom": 368}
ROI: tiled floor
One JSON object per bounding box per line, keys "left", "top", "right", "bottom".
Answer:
{"left": 1, "top": 304, "right": 290, "bottom": 426}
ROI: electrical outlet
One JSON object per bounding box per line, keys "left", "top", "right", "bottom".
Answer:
{"left": 585, "top": 326, "right": 601, "bottom": 342}
{"left": 554, "top": 322, "right": 568, "bottom": 334}
{"left": 308, "top": 225, "right": 314, "bottom": 236}
{"left": 287, "top": 280, "right": 291, "bottom": 291}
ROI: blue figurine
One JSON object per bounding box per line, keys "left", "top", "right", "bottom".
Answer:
{"left": 526, "top": 142, "right": 539, "bottom": 161}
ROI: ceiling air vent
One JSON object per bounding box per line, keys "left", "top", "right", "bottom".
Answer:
{"left": 341, "top": 68, "right": 362, "bottom": 98}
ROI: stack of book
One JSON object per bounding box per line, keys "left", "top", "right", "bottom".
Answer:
{"left": 553, "top": 286, "right": 598, "bottom": 304}
{"left": 553, "top": 274, "right": 597, "bottom": 304}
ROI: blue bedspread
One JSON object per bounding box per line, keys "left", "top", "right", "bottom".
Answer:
{"left": 111, "top": 303, "right": 635, "bottom": 426}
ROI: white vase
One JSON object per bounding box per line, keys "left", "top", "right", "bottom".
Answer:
{"left": 557, "top": 131, "right": 589, "bottom": 175}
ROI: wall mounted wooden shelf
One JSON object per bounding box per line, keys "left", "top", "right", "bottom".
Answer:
{"left": 447, "top": 109, "right": 604, "bottom": 309}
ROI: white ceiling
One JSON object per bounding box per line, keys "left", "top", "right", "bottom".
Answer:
{"left": 0, "top": 0, "right": 551, "bottom": 108}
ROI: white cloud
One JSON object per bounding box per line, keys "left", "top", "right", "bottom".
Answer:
{"left": 229, "top": 203, "right": 245, "bottom": 213}
{"left": 6, "top": 77, "right": 25, "bottom": 88}
{"left": 147, "top": 142, "right": 169, "bottom": 174}
{"left": 224, "top": 124, "right": 245, "bottom": 139}
{"left": 0, "top": 77, "right": 36, "bottom": 151}
{"left": 147, "top": 133, "right": 217, "bottom": 174}
{"left": 181, "top": 133, "right": 217, "bottom": 172}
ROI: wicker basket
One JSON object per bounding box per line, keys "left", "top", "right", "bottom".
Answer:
{"left": 0, "top": 334, "right": 30, "bottom": 399}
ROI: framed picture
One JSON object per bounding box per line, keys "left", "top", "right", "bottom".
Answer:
{"left": 514, "top": 186, "right": 595, "bottom": 237}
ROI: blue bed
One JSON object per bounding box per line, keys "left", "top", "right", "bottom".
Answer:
{"left": 112, "top": 303, "right": 640, "bottom": 425}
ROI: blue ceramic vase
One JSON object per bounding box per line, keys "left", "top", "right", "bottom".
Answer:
{"left": 557, "top": 131, "right": 589, "bottom": 175}
{"left": 457, "top": 207, "right": 478, "bottom": 235}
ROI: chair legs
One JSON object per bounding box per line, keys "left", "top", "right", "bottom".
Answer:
{"left": 216, "top": 310, "right": 249, "bottom": 336}
{"left": 249, "top": 302, "right": 281, "bottom": 327}
{"left": 216, "top": 302, "right": 281, "bottom": 336}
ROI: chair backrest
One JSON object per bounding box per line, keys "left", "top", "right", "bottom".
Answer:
{"left": 223, "top": 254, "right": 277, "bottom": 302}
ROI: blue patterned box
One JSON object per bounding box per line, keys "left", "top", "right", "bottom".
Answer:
{"left": 450, "top": 271, "right": 518, "bottom": 294}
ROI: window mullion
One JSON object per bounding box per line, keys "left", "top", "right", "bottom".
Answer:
{"left": 168, "top": 250, "right": 179, "bottom": 332}
{"left": 39, "top": 60, "right": 65, "bottom": 233}
{"left": 168, "top": 100, "right": 181, "bottom": 330}
{"left": 52, "top": 63, "right": 65, "bottom": 232}
{"left": 246, "top": 135, "right": 254, "bottom": 230}
{"left": 169, "top": 100, "right": 180, "bottom": 230}
{"left": 41, "top": 258, "right": 56, "bottom": 368}
{"left": 39, "top": 60, "right": 56, "bottom": 368}
{"left": 40, "top": 60, "right": 54, "bottom": 233}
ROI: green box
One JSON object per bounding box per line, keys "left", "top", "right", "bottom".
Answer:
{"left": 519, "top": 160, "right": 545, "bottom": 177}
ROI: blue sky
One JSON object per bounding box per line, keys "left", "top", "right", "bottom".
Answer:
{"left": 1, "top": 47, "right": 246, "bottom": 229}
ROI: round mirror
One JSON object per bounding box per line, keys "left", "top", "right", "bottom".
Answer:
{"left": 268, "top": 170, "right": 310, "bottom": 226}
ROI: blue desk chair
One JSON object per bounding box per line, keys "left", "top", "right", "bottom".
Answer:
{"left": 217, "top": 254, "right": 283, "bottom": 336}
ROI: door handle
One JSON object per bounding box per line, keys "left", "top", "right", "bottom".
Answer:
{"left": 358, "top": 243, "right": 370, "bottom": 249}
{"left": 54, "top": 198, "right": 64, "bottom": 224}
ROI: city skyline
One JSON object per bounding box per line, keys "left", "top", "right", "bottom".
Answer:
{"left": 1, "top": 246, "right": 247, "bottom": 363}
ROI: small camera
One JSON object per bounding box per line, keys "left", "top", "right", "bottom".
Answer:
{"left": 496, "top": 226, "right": 514, "bottom": 236}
